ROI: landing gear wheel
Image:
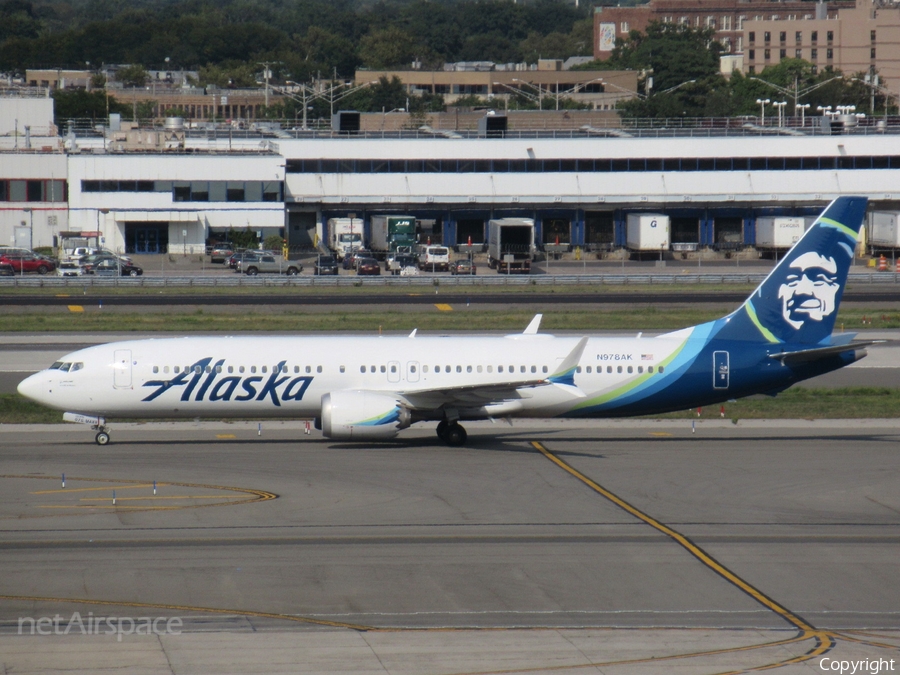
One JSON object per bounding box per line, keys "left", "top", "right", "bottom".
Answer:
{"left": 95, "top": 431, "right": 110, "bottom": 445}
{"left": 443, "top": 422, "right": 467, "bottom": 447}
{"left": 436, "top": 420, "right": 449, "bottom": 441}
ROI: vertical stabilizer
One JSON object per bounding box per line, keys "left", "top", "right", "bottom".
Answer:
{"left": 718, "top": 196, "right": 868, "bottom": 345}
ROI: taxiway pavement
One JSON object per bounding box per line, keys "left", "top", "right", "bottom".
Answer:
{"left": 0, "top": 420, "right": 898, "bottom": 673}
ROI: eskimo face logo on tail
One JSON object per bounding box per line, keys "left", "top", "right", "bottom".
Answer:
{"left": 777, "top": 252, "right": 840, "bottom": 329}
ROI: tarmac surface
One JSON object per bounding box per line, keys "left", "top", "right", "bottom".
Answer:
{"left": 0, "top": 419, "right": 899, "bottom": 673}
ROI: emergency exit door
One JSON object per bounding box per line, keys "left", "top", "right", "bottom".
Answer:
{"left": 113, "top": 349, "right": 132, "bottom": 388}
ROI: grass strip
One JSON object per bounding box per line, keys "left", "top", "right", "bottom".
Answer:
{"left": 0, "top": 307, "right": 899, "bottom": 332}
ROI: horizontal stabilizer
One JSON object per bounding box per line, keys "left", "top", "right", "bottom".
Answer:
{"left": 768, "top": 340, "right": 881, "bottom": 365}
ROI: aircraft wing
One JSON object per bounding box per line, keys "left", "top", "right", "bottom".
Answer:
{"left": 400, "top": 337, "right": 588, "bottom": 410}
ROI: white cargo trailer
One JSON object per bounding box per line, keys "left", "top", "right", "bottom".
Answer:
{"left": 755, "top": 217, "right": 813, "bottom": 249}
{"left": 626, "top": 213, "right": 669, "bottom": 251}
{"left": 869, "top": 212, "right": 900, "bottom": 248}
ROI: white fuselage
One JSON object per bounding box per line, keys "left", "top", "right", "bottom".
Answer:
{"left": 18, "top": 333, "right": 688, "bottom": 420}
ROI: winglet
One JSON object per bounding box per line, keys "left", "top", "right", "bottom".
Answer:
{"left": 548, "top": 337, "right": 588, "bottom": 387}
{"left": 408, "top": 329, "right": 417, "bottom": 338}
{"left": 523, "top": 314, "right": 542, "bottom": 335}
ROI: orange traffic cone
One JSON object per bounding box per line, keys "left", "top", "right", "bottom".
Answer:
{"left": 467, "top": 235, "right": 472, "bottom": 246}
{"left": 895, "top": 259, "right": 900, "bottom": 274}
{"left": 878, "top": 255, "right": 888, "bottom": 271}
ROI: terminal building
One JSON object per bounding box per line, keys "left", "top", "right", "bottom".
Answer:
{"left": 2, "top": 92, "right": 900, "bottom": 257}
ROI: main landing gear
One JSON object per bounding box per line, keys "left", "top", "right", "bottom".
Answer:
{"left": 436, "top": 420, "right": 468, "bottom": 446}
{"left": 92, "top": 424, "right": 110, "bottom": 446}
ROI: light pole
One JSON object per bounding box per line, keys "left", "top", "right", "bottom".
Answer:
{"left": 512, "top": 78, "right": 544, "bottom": 109}
{"left": 796, "top": 103, "right": 810, "bottom": 127}
{"left": 756, "top": 98, "right": 770, "bottom": 125}
{"left": 773, "top": 101, "right": 787, "bottom": 127}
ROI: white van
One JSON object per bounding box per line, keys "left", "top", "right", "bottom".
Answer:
{"left": 417, "top": 245, "right": 450, "bottom": 271}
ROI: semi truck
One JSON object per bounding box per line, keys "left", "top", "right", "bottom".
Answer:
{"left": 755, "top": 216, "right": 813, "bottom": 249}
{"left": 327, "top": 218, "right": 364, "bottom": 260}
{"left": 626, "top": 213, "right": 670, "bottom": 251}
{"left": 868, "top": 211, "right": 900, "bottom": 249}
{"left": 370, "top": 215, "right": 416, "bottom": 258}
{"left": 488, "top": 218, "right": 535, "bottom": 274}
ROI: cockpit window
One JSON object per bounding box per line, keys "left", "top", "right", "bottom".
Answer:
{"left": 58, "top": 363, "right": 71, "bottom": 372}
{"left": 50, "top": 361, "right": 64, "bottom": 370}
{"left": 70, "top": 362, "right": 84, "bottom": 372}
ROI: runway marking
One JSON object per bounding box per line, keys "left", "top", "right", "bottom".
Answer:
{"left": 67, "top": 305, "right": 84, "bottom": 313}
{"left": 1, "top": 475, "right": 277, "bottom": 517}
{"left": 216, "top": 433, "right": 237, "bottom": 439}
{"left": 435, "top": 303, "right": 453, "bottom": 311}
{"left": 648, "top": 431, "right": 673, "bottom": 437}
{"left": 530, "top": 441, "right": 814, "bottom": 633}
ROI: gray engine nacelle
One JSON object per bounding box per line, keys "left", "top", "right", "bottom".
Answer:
{"left": 320, "top": 391, "right": 411, "bottom": 440}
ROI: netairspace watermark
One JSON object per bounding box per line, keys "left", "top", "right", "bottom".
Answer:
{"left": 18, "top": 612, "right": 183, "bottom": 642}
{"left": 820, "top": 658, "right": 897, "bottom": 675}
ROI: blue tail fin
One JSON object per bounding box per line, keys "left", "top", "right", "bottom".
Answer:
{"left": 719, "top": 196, "right": 868, "bottom": 345}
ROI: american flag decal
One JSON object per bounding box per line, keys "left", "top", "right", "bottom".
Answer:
{"left": 641, "top": 354, "right": 653, "bottom": 361}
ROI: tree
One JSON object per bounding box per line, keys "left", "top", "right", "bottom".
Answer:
{"left": 606, "top": 22, "right": 721, "bottom": 95}
{"left": 359, "top": 26, "right": 419, "bottom": 70}
{"left": 51, "top": 89, "right": 129, "bottom": 125}
{"left": 116, "top": 64, "right": 149, "bottom": 88}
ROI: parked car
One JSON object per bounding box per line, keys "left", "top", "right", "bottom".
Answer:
{"left": 210, "top": 246, "right": 234, "bottom": 263}
{"left": 57, "top": 260, "right": 84, "bottom": 277}
{"left": 238, "top": 254, "right": 302, "bottom": 276}
{"left": 314, "top": 254, "right": 339, "bottom": 276}
{"left": 0, "top": 250, "right": 56, "bottom": 274}
{"left": 0, "top": 261, "right": 14, "bottom": 276}
{"left": 450, "top": 259, "right": 477, "bottom": 275}
{"left": 386, "top": 253, "right": 418, "bottom": 275}
{"left": 92, "top": 258, "right": 143, "bottom": 277}
{"left": 80, "top": 255, "right": 132, "bottom": 274}
{"left": 342, "top": 249, "right": 371, "bottom": 270}
{"left": 355, "top": 257, "right": 381, "bottom": 276}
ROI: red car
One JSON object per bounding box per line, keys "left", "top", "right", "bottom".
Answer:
{"left": 0, "top": 250, "right": 56, "bottom": 274}
{"left": 355, "top": 257, "right": 381, "bottom": 275}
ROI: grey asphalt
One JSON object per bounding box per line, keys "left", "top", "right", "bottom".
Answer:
{"left": 0, "top": 420, "right": 898, "bottom": 673}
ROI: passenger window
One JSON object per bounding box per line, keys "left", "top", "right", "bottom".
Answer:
{"left": 195, "top": 366, "right": 202, "bottom": 374}
{"left": 576, "top": 366, "right": 582, "bottom": 373}
{"left": 251, "top": 366, "right": 257, "bottom": 374}
{"left": 390, "top": 365, "right": 396, "bottom": 373}
{"left": 607, "top": 366, "right": 612, "bottom": 373}
{"left": 282, "top": 365, "right": 288, "bottom": 373}
{"left": 381, "top": 365, "right": 386, "bottom": 373}
{"left": 531, "top": 365, "right": 536, "bottom": 373}
{"left": 466, "top": 365, "right": 472, "bottom": 373}
{"left": 477, "top": 365, "right": 482, "bottom": 373}
{"left": 239, "top": 366, "right": 245, "bottom": 373}
{"left": 340, "top": 366, "right": 346, "bottom": 373}
{"left": 174, "top": 366, "right": 180, "bottom": 373}
{"left": 627, "top": 366, "right": 633, "bottom": 373}
{"left": 456, "top": 366, "right": 462, "bottom": 373}
{"left": 215, "top": 365, "right": 222, "bottom": 373}
{"left": 509, "top": 365, "right": 514, "bottom": 372}
{"left": 262, "top": 366, "right": 267, "bottom": 373}
{"left": 659, "top": 366, "right": 665, "bottom": 374}
{"left": 164, "top": 366, "right": 170, "bottom": 374}
{"left": 423, "top": 365, "right": 429, "bottom": 373}
{"left": 293, "top": 366, "right": 299, "bottom": 373}
{"left": 499, "top": 365, "right": 504, "bottom": 373}
{"left": 487, "top": 365, "right": 493, "bottom": 373}
{"left": 411, "top": 365, "right": 417, "bottom": 373}
{"left": 520, "top": 366, "right": 525, "bottom": 373}
{"left": 586, "top": 366, "right": 592, "bottom": 373}
{"left": 542, "top": 366, "right": 548, "bottom": 373}
{"left": 648, "top": 366, "right": 654, "bottom": 373}
{"left": 153, "top": 366, "right": 159, "bottom": 374}
{"left": 445, "top": 366, "right": 450, "bottom": 373}
{"left": 617, "top": 366, "right": 623, "bottom": 373}
{"left": 229, "top": 366, "right": 234, "bottom": 374}
{"left": 205, "top": 366, "right": 211, "bottom": 373}
{"left": 360, "top": 365, "right": 366, "bottom": 373}
{"left": 307, "top": 366, "right": 312, "bottom": 374}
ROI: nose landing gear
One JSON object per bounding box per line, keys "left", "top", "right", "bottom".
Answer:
{"left": 92, "top": 424, "right": 110, "bottom": 445}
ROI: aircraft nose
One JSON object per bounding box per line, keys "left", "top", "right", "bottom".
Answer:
{"left": 17, "top": 372, "right": 49, "bottom": 403}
